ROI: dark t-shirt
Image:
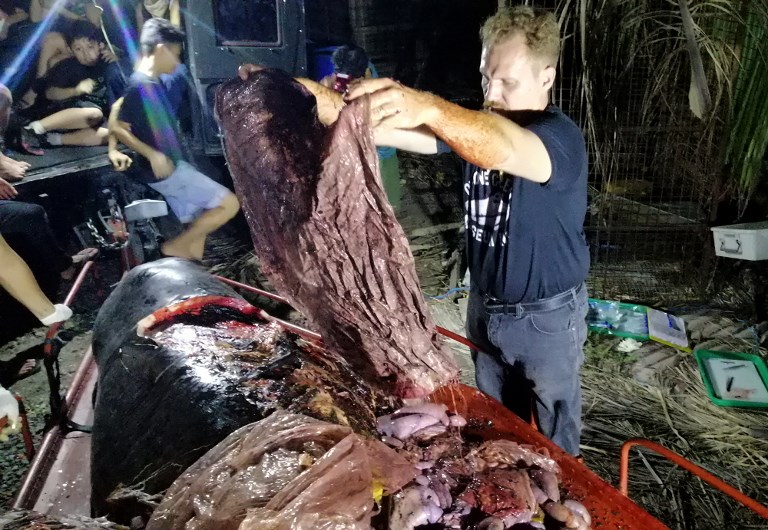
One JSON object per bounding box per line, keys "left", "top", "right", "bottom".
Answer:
{"left": 34, "top": 57, "right": 110, "bottom": 110}
{"left": 118, "top": 68, "right": 189, "bottom": 182}
{"left": 463, "top": 105, "right": 590, "bottom": 304}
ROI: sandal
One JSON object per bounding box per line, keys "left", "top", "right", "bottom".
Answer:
{"left": 61, "top": 247, "right": 99, "bottom": 280}
{"left": 72, "top": 247, "right": 99, "bottom": 265}
{"left": 0, "top": 345, "right": 44, "bottom": 387}
{"left": 13, "top": 358, "right": 41, "bottom": 382}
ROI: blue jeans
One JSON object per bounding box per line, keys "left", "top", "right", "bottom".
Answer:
{"left": 466, "top": 283, "right": 589, "bottom": 455}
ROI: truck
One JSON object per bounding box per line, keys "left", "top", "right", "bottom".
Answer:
{"left": 5, "top": 0, "right": 353, "bottom": 516}
{"left": 4, "top": 0, "right": 358, "bottom": 272}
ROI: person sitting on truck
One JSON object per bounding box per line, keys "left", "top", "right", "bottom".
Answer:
{"left": 0, "top": 226, "right": 75, "bottom": 432}
{"left": 0, "top": 232, "right": 73, "bottom": 326}
{"left": 0, "top": 83, "right": 30, "bottom": 181}
{"left": 0, "top": 0, "right": 29, "bottom": 42}
{"left": 132, "top": 0, "right": 180, "bottom": 31}
{"left": 17, "top": 0, "right": 104, "bottom": 109}
{"left": 109, "top": 17, "right": 239, "bottom": 262}
{"left": 19, "top": 19, "right": 125, "bottom": 151}
{"left": 319, "top": 44, "right": 402, "bottom": 209}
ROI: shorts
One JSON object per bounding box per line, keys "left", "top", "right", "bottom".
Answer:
{"left": 148, "top": 160, "right": 232, "bottom": 223}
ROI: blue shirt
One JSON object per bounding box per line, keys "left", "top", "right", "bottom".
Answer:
{"left": 117, "top": 65, "right": 190, "bottom": 182}
{"left": 463, "top": 105, "right": 590, "bottom": 303}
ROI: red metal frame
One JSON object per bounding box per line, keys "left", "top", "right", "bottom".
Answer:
{"left": 42, "top": 261, "right": 95, "bottom": 359}
{"left": 12, "top": 259, "right": 97, "bottom": 461}
{"left": 14, "top": 394, "right": 35, "bottom": 460}
{"left": 619, "top": 438, "right": 768, "bottom": 520}
{"left": 218, "top": 275, "right": 768, "bottom": 523}
{"left": 13, "top": 348, "right": 97, "bottom": 514}
{"left": 431, "top": 384, "right": 669, "bottom": 528}
{"left": 214, "top": 275, "right": 484, "bottom": 352}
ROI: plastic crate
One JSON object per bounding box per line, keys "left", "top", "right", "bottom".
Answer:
{"left": 711, "top": 221, "right": 768, "bottom": 261}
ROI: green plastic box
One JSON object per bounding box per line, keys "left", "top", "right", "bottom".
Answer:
{"left": 694, "top": 350, "right": 768, "bottom": 408}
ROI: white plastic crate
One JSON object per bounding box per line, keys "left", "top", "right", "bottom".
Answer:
{"left": 711, "top": 221, "right": 768, "bottom": 261}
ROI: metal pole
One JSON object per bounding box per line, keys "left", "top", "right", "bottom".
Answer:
{"left": 619, "top": 438, "right": 768, "bottom": 520}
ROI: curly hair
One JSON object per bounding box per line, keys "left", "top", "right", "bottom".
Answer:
{"left": 480, "top": 6, "right": 561, "bottom": 66}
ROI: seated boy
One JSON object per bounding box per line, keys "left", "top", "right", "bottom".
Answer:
{"left": 20, "top": 19, "right": 125, "bottom": 150}
{"left": 109, "top": 17, "right": 239, "bottom": 262}
{"left": 0, "top": 84, "right": 30, "bottom": 181}
{"left": 0, "top": 0, "right": 28, "bottom": 42}
{"left": 18, "top": 0, "right": 104, "bottom": 108}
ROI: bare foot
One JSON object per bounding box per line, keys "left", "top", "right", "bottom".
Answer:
{"left": 160, "top": 240, "right": 200, "bottom": 261}
{"left": 13, "top": 159, "right": 31, "bottom": 170}
{"left": 0, "top": 154, "right": 25, "bottom": 182}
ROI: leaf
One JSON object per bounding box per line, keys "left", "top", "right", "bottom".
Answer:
{"left": 678, "top": 0, "right": 711, "bottom": 118}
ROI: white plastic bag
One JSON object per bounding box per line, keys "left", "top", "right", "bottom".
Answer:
{"left": 0, "top": 385, "right": 20, "bottom": 442}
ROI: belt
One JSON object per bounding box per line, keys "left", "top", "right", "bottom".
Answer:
{"left": 483, "top": 283, "right": 584, "bottom": 316}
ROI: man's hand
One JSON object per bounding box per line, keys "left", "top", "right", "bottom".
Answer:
{"left": 76, "top": 78, "right": 96, "bottom": 95}
{"left": 0, "top": 178, "right": 17, "bottom": 200}
{"left": 346, "top": 78, "right": 439, "bottom": 130}
{"left": 149, "top": 152, "right": 175, "bottom": 180}
{"left": 238, "top": 63, "right": 264, "bottom": 81}
{"left": 109, "top": 150, "right": 132, "bottom": 171}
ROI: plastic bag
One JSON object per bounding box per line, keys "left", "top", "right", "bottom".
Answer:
{"left": 0, "top": 385, "right": 19, "bottom": 442}
{"left": 148, "top": 411, "right": 415, "bottom": 530}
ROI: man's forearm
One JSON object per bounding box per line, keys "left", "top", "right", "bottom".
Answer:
{"left": 426, "top": 99, "right": 551, "bottom": 182}
{"left": 296, "top": 78, "right": 345, "bottom": 125}
{"left": 374, "top": 125, "right": 438, "bottom": 154}
{"left": 423, "top": 97, "right": 521, "bottom": 170}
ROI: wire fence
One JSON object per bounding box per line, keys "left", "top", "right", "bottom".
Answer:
{"left": 552, "top": 0, "right": 725, "bottom": 303}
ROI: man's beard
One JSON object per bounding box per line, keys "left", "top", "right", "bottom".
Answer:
{"left": 482, "top": 101, "right": 507, "bottom": 111}
{"left": 481, "top": 103, "right": 546, "bottom": 126}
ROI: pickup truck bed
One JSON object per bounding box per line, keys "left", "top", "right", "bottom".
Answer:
{"left": 12, "top": 350, "right": 97, "bottom": 517}
{"left": 13, "top": 146, "right": 112, "bottom": 187}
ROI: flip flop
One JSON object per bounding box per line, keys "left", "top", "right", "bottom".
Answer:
{"left": 18, "top": 129, "right": 45, "bottom": 156}
{"left": 12, "top": 358, "right": 42, "bottom": 383}
{"left": 0, "top": 345, "right": 44, "bottom": 387}
{"left": 62, "top": 248, "right": 99, "bottom": 280}
{"left": 71, "top": 247, "right": 99, "bottom": 265}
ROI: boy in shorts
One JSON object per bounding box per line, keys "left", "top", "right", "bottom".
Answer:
{"left": 108, "top": 17, "right": 239, "bottom": 261}
{"left": 20, "top": 20, "right": 125, "bottom": 149}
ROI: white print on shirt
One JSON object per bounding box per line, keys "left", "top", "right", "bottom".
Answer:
{"left": 464, "top": 168, "right": 512, "bottom": 248}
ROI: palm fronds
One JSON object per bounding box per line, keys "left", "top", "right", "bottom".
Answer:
{"left": 722, "top": 6, "right": 768, "bottom": 202}
{"left": 558, "top": 0, "right": 768, "bottom": 210}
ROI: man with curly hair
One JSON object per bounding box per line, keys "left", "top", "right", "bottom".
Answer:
{"left": 343, "top": 6, "right": 590, "bottom": 455}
